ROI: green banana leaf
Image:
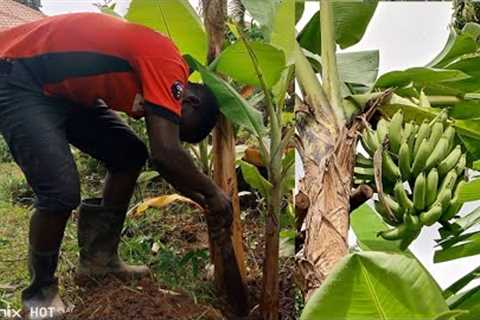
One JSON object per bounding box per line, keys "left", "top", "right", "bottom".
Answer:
{"left": 185, "top": 55, "right": 266, "bottom": 136}
{"left": 375, "top": 68, "right": 470, "bottom": 88}
{"left": 213, "top": 41, "right": 286, "bottom": 89}
{"left": 443, "top": 266, "right": 480, "bottom": 299}
{"left": 239, "top": 160, "right": 272, "bottom": 198}
{"left": 451, "top": 207, "right": 480, "bottom": 234}
{"left": 436, "top": 232, "right": 480, "bottom": 251}
{"left": 427, "top": 23, "right": 480, "bottom": 68}
{"left": 459, "top": 134, "right": 480, "bottom": 162}
{"left": 448, "top": 285, "right": 480, "bottom": 320}
{"left": 298, "top": 0, "right": 378, "bottom": 53}
{"left": 271, "top": 0, "right": 295, "bottom": 64}
{"left": 450, "top": 100, "right": 480, "bottom": 120}
{"left": 281, "top": 148, "right": 295, "bottom": 194}
{"left": 434, "top": 237, "right": 480, "bottom": 263}
{"left": 338, "top": 50, "right": 379, "bottom": 86}
{"left": 457, "top": 179, "right": 480, "bottom": 203}
{"left": 240, "top": 0, "right": 280, "bottom": 35}
{"left": 433, "top": 310, "right": 469, "bottom": 320}
{"left": 444, "top": 53, "right": 480, "bottom": 78}
{"left": 295, "top": 0, "right": 305, "bottom": 24}
{"left": 351, "top": 203, "right": 404, "bottom": 252}
{"left": 435, "top": 207, "right": 480, "bottom": 262}
{"left": 300, "top": 251, "right": 449, "bottom": 320}
{"left": 304, "top": 49, "right": 380, "bottom": 88}
{"left": 126, "top": 0, "right": 207, "bottom": 65}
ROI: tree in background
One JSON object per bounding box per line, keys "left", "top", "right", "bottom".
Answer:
{"left": 14, "top": 0, "right": 41, "bottom": 11}
{"left": 453, "top": 0, "right": 480, "bottom": 31}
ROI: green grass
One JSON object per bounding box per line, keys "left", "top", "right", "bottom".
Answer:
{"left": 0, "top": 201, "right": 29, "bottom": 310}
{"left": 0, "top": 163, "right": 31, "bottom": 309}
{"left": 0, "top": 162, "right": 80, "bottom": 310}
{"left": 0, "top": 161, "right": 216, "bottom": 311}
{"left": 120, "top": 207, "right": 215, "bottom": 303}
{"left": 0, "top": 159, "right": 300, "bottom": 319}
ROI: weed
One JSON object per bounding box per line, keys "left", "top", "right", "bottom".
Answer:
{"left": 0, "top": 202, "right": 30, "bottom": 310}
{"left": 0, "top": 163, "right": 33, "bottom": 206}
{"left": 0, "top": 137, "right": 13, "bottom": 163}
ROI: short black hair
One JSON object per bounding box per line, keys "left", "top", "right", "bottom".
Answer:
{"left": 179, "top": 82, "right": 220, "bottom": 143}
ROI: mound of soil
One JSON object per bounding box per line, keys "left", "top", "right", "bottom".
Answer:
{"left": 65, "top": 201, "right": 296, "bottom": 319}
{"left": 67, "top": 277, "right": 224, "bottom": 320}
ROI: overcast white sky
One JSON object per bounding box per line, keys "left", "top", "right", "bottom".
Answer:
{"left": 41, "top": 0, "right": 200, "bottom": 16}
{"left": 42, "top": 0, "right": 125, "bottom": 15}
{"left": 40, "top": 1, "right": 479, "bottom": 290}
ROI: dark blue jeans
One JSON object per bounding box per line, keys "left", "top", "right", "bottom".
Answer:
{"left": 0, "top": 62, "right": 148, "bottom": 212}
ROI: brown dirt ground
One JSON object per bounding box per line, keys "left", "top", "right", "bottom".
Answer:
{"left": 64, "top": 201, "right": 296, "bottom": 320}
{"left": 67, "top": 276, "right": 224, "bottom": 320}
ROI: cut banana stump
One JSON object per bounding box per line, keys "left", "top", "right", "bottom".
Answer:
{"left": 355, "top": 110, "right": 467, "bottom": 250}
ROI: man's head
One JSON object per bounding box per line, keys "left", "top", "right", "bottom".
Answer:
{"left": 179, "top": 82, "right": 220, "bottom": 143}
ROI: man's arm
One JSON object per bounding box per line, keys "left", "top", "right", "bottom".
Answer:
{"left": 144, "top": 109, "right": 232, "bottom": 226}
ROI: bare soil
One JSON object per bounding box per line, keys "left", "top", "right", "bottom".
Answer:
{"left": 64, "top": 201, "right": 296, "bottom": 319}
{"left": 67, "top": 276, "right": 224, "bottom": 320}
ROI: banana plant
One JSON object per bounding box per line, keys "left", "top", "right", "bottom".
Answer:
{"left": 346, "top": 11, "right": 480, "bottom": 320}
{"left": 344, "top": 203, "right": 479, "bottom": 320}
{"left": 187, "top": 0, "right": 294, "bottom": 317}
{"left": 359, "top": 8, "right": 480, "bottom": 269}
{"left": 98, "top": 0, "right": 252, "bottom": 314}
{"left": 101, "top": 1, "right": 293, "bottom": 317}
{"left": 294, "top": 0, "right": 379, "bottom": 300}
{"left": 297, "top": 2, "right": 480, "bottom": 318}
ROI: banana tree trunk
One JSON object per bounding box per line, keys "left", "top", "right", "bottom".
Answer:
{"left": 295, "top": 110, "right": 353, "bottom": 301}
{"left": 262, "top": 171, "right": 282, "bottom": 320}
{"left": 202, "top": 0, "right": 248, "bottom": 315}
{"left": 212, "top": 115, "right": 247, "bottom": 277}
{"left": 295, "top": 89, "right": 388, "bottom": 300}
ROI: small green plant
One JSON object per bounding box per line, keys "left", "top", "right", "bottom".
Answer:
{"left": 0, "top": 137, "right": 13, "bottom": 163}
{"left": 0, "top": 165, "right": 33, "bottom": 206}
{"left": 151, "top": 245, "right": 210, "bottom": 288}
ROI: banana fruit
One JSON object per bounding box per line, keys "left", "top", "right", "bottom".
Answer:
{"left": 357, "top": 109, "right": 468, "bottom": 249}
{"left": 389, "top": 111, "right": 403, "bottom": 154}
{"left": 425, "top": 168, "right": 439, "bottom": 207}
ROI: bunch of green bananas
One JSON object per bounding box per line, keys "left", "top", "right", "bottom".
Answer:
{"left": 355, "top": 110, "right": 467, "bottom": 248}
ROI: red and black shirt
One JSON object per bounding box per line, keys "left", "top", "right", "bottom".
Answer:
{"left": 0, "top": 12, "right": 189, "bottom": 122}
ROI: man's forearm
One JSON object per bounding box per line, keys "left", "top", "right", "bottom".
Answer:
{"left": 143, "top": 111, "right": 224, "bottom": 209}
{"left": 151, "top": 146, "right": 218, "bottom": 202}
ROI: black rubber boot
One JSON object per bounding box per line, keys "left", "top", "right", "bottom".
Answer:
{"left": 76, "top": 198, "right": 150, "bottom": 280}
{"left": 21, "top": 249, "right": 66, "bottom": 320}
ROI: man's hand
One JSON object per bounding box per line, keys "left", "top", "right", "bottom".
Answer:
{"left": 205, "top": 189, "right": 233, "bottom": 231}
{"left": 144, "top": 111, "right": 233, "bottom": 231}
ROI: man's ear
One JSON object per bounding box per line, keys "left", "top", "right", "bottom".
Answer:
{"left": 182, "top": 95, "right": 201, "bottom": 108}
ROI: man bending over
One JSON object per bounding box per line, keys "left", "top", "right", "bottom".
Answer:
{"left": 0, "top": 12, "right": 231, "bottom": 319}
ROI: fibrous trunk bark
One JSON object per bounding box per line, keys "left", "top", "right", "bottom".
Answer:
{"left": 295, "top": 92, "right": 388, "bottom": 300}
{"left": 202, "top": 0, "right": 249, "bottom": 316}
{"left": 295, "top": 97, "right": 355, "bottom": 301}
